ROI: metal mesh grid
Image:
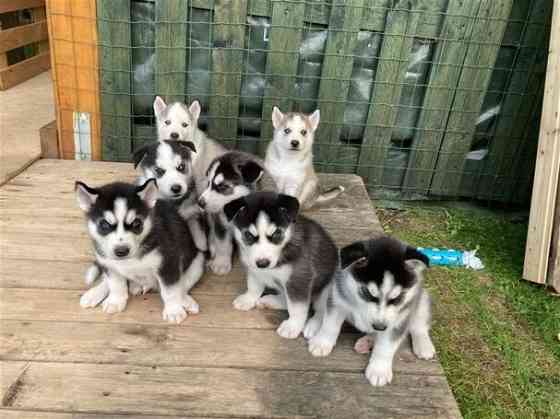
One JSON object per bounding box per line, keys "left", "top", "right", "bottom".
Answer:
{"left": 48, "top": 0, "right": 552, "bottom": 204}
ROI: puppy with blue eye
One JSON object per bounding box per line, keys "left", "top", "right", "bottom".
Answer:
{"left": 223, "top": 191, "right": 338, "bottom": 339}
{"left": 75, "top": 178, "right": 205, "bottom": 324}
{"left": 306, "top": 236, "right": 435, "bottom": 387}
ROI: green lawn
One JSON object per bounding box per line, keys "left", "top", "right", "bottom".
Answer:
{"left": 377, "top": 205, "right": 560, "bottom": 419}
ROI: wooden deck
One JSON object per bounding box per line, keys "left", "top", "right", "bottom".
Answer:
{"left": 0, "top": 159, "right": 462, "bottom": 418}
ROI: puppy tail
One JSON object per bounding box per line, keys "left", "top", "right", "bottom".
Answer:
{"left": 85, "top": 262, "right": 102, "bottom": 285}
{"left": 316, "top": 185, "right": 345, "bottom": 204}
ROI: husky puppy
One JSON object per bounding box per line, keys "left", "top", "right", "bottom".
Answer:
{"left": 197, "top": 151, "right": 272, "bottom": 275}
{"left": 264, "top": 107, "right": 344, "bottom": 210}
{"left": 223, "top": 192, "right": 338, "bottom": 339}
{"left": 76, "top": 178, "right": 204, "bottom": 324}
{"left": 307, "top": 236, "right": 435, "bottom": 386}
{"left": 153, "top": 96, "right": 226, "bottom": 195}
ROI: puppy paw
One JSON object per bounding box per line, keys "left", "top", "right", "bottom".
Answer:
{"left": 256, "top": 294, "right": 285, "bottom": 310}
{"left": 413, "top": 338, "right": 436, "bottom": 360}
{"left": 233, "top": 293, "right": 258, "bottom": 311}
{"left": 102, "top": 296, "right": 128, "bottom": 314}
{"left": 128, "top": 281, "right": 143, "bottom": 296}
{"left": 208, "top": 257, "right": 232, "bottom": 276}
{"left": 354, "top": 335, "right": 374, "bottom": 354}
{"left": 365, "top": 360, "right": 393, "bottom": 387}
{"left": 276, "top": 320, "right": 303, "bottom": 339}
{"left": 303, "top": 316, "right": 322, "bottom": 339}
{"left": 80, "top": 286, "right": 107, "bottom": 308}
{"left": 162, "top": 304, "right": 188, "bottom": 324}
{"left": 308, "top": 336, "right": 335, "bottom": 357}
{"left": 183, "top": 295, "right": 200, "bottom": 315}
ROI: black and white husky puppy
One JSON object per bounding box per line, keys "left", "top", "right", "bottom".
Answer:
{"left": 75, "top": 178, "right": 205, "bottom": 324}
{"left": 223, "top": 192, "right": 338, "bottom": 339}
{"left": 197, "top": 151, "right": 273, "bottom": 275}
{"left": 307, "top": 236, "right": 435, "bottom": 386}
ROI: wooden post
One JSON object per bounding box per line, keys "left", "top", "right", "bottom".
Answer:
{"left": 523, "top": 0, "right": 560, "bottom": 289}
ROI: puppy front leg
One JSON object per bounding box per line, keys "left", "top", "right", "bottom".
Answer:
{"left": 102, "top": 272, "right": 128, "bottom": 314}
{"left": 233, "top": 270, "right": 265, "bottom": 311}
{"left": 188, "top": 216, "right": 208, "bottom": 252}
{"left": 80, "top": 276, "right": 109, "bottom": 308}
{"left": 208, "top": 217, "right": 233, "bottom": 276}
{"left": 159, "top": 277, "right": 198, "bottom": 324}
{"left": 277, "top": 284, "right": 310, "bottom": 339}
{"left": 365, "top": 331, "right": 406, "bottom": 386}
{"left": 308, "top": 306, "right": 346, "bottom": 356}
{"left": 298, "top": 179, "right": 318, "bottom": 210}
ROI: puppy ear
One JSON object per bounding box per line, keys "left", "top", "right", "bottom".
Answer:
{"left": 404, "top": 246, "right": 430, "bottom": 268}
{"left": 182, "top": 141, "right": 197, "bottom": 155}
{"left": 131, "top": 145, "right": 151, "bottom": 169}
{"left": 189, "top": 100, "right": 201, "bottom": 121}
{"left": 271, "top": 106, "right": 284, "bottom": 129}
{"left": 240, "top": 160, "right": 264, "bottom": 184}
{"left": 75, "top": 181, "right": 98, "bottom": 212}
{"left": 136, "top": 178, "right": 158, "bottom": 208}
{"left": 153, "top": 96, "right": 167, "bottom": 118}
{"left": 223, "top": 197, "right": 247, "bottom": 222}
{"left": 308, "top": 109, "right": 320, "bottom": 131}
{"left": 277, "top": 194, "right": 299, "bottom": 223}
{"left": 340, "top": 241, "right": 367, "bottom": 270}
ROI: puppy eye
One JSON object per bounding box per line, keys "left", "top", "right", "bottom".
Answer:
{"left": 182, "top": 122, "right": 188, "bottom": 128}
{"left": 301, "top": 129, "right": 307, "bottom": 136}
{"left": 215, "top": 183, "right": 229, "bottom": 193}
{"left": 164, "top": 120, "right": 171, "bottom": 125}
{"left": 155, "top": 167, "right": 166, "bottom": 177}
{"left": 269, "top": 229, "right": 283, "bottom": 242}
{"left": 360, "top": 287, "right": 379, "bottom": 304}
{"left": 177, "top": 163, "right": 186, "bottom": 173}
{"left": 244, "top": 231, "right": 258, "bottom": 244}
{"left": 98, "top": 219, "right": 113, "bottom": 235}
{"left": 284, "top": 128, "right": 291, "bottom": 135}
{"left": 130, "top": 218, "right": 143, "bottom": 234}
{"left": 388, "top": 294, "right": 403, "bottom": 305}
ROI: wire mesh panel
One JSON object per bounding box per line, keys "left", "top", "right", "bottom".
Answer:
{"left": 50, "top": 0, "right": 552, "bottom": 204}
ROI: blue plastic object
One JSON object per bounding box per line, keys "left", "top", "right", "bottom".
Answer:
{"left": 417, "top": 247, "right": 484, "bottom": 270}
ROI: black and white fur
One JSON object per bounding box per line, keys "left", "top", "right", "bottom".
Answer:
{"left": 265, "top": 107, "right": 344, "bottom": 210}
{"left": 307, "top": 236, "right": 435, "bottom": 386}
{"left": 197, "top": 151, "right": 274, "bottom": 275}
{"left": 76, "top": 179, "right": 204, "bottom": 324}
{"left": 224, "top": 192, "right": 338, "bottom": 339}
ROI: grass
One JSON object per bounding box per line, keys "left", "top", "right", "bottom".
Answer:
{"left": 377, "top": 205, "right": 560, "bottom": 419}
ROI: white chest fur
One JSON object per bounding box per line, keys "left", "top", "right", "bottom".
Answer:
{"left": 248, "top": 264, "right": 293, "bottom": 290}
{"left": 98, "top": 250, "right": 162, "bottom": 287}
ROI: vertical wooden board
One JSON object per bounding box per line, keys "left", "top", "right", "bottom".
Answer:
{"left": 155, "top": 0, "right": 188, "bottom": 103}
{"left": 258, "top": 0, "right": 305, "bottom": 155}
{"left": 208, "top": 0, "right": 248, "bottom": 147}
{"left": 356, "top": 0, "right": 420, "bottom": 184}
{"left": 477, "top": 0, "right": 552, "bottom": 201}
{"left": 314, "top": 0, "right": 364, "bottom": 169}
{"left": 548, "top": 173, "right": 560, "bottom": 292}
{"left": 97, "top": 0, "right": 131, "bottom": 162}
{"left": 31, "top": 6, "right": 49, "bottom": 53}
{"left": 402, "top": 0, "right": 482, "bottom": 195}
{"left": 429, "top": 0, "right": 513, "bottom": 197}
{"left": 523, "top": 0, "right": 560, "bottom": 285}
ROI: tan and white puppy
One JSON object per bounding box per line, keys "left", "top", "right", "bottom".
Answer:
{"left": 264, "top": 107, "right": 344, "bottom": 210}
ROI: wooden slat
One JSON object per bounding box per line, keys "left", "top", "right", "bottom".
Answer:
{"left": 0, "top": 21, "right": 48, "bottom": 53}
{"left": 0, "top": 361, "right": 460, "bottom": 418}
{"left": 207, "top": 0, "right": 248, "bottom": 146}
{"left": 402, "top": 0, "right": 482, "bottom": 195}
{"left": 548, "top": 173, "right": 560, "bottom": 293}
{"left": 0, "top": 0, "right": 44, "bottom": 14}
{"left": 97, "top": 0, "right": 132, "bottom": 161}
{"left": 356, "top": 0, "right": 420, "bottom": 184}
{"left": 314, "top": 0, "right": 364, "bottom": 171}
{"left": 0, "top": 51, "right": 49, "bottom": 90}
{"left": 523, "top": 0, "right": 560, "bottom": 286}
{"left": 429, "top": 0, "right": 513, "bottom": 197}
{"left": 1, "top": 410, "right": 215, "bottom": 419}
{"left": 39, "top": 120, "right": 58, "bottom": 159}
{"left": 258, "top": 0, "right": 305, "bottom": 155}
{"left": 31, "top": 6, "right": 49, "bottom": 53}
{"left": 155, "top": 0, "right": 188, "bottom": 103}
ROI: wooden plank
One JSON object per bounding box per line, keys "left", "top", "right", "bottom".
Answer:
{"left": 39, "top": 120, "right": 58, "bottom": 158}
{"left": 0, "top": 361, "right": 461, "bottom": 418}
{"left": 97, "top": 0, "right": 132, "bottom": 161}
{"left": 356, "top": 0, "right": 420, "bottom": 184}
{"left": 1, "top": 410, "right": 216, "bottom": 419}
{"left": 31, "top": 6, "right": 49, "bottom": 53}
{"left": 402, "top": 0, "right": 482, "bottom": 196}
{"left": 429, "top": 0, "right": 513, "bottom": 197}
{"left": 314, "top": 0, "right": 365, "bottom": 171}
{"left": 523, "top": 0, "right": 560, "bottom": 285}
{"left": 207, "top": 0, "right": 248, "bottom": 146}
{"left": 0, "top": 51, "right": 49, "bottom": 90}
{"left": 548, "top": 174, "right": 560, "bottom": 293}
{"left": 155, "top": 0, "right": 188, "bottom": 103}
{"left": 0, "top": 320, "right": 441, "bottom": 376}
{"left": 0, "top": 21, "right": 48, "bottom": 53}
{"left": 258, "top": 0, "right": 305, "bottom": 155}
{"left": 0, "top": 0, "right": 44, "bottom": 14}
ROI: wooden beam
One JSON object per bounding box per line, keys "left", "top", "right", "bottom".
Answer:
{"left": 523, "top": 0, "right": 560, "bottom": 286}
{"left": 40, "top": 120, "right": 59, "bottom": 158}
{"left": 0, "top": 51, "right": 49, "bottom": 90}
{"left": 0, "top": 20, "right": 48, "bottom": 53}
{"left": 0, "top": 0, "right": 44, "bottom": 14}
{"left": 31, "top": 5, "right": 49, "bottom": 53}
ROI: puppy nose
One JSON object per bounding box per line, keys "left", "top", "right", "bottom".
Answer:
{"left": 170, "top": 132, "right": 179, "bottom": 140}
{"left": 114, "top": 245, "right": 130, "bottom": 258}
{"left": 256, "top": 258, "right": 270, "bottom": 269}
{"left": 290, "top": 140, "right": 299, "bottom": 148}
{"left": 372, "top": 322, "right": 387, "bottom": 332}
{"left": 171, "top": 184, "right": 182, "bottom": 194}
{"left": 198, "top": 197, "right": 206, "bottom": 209}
